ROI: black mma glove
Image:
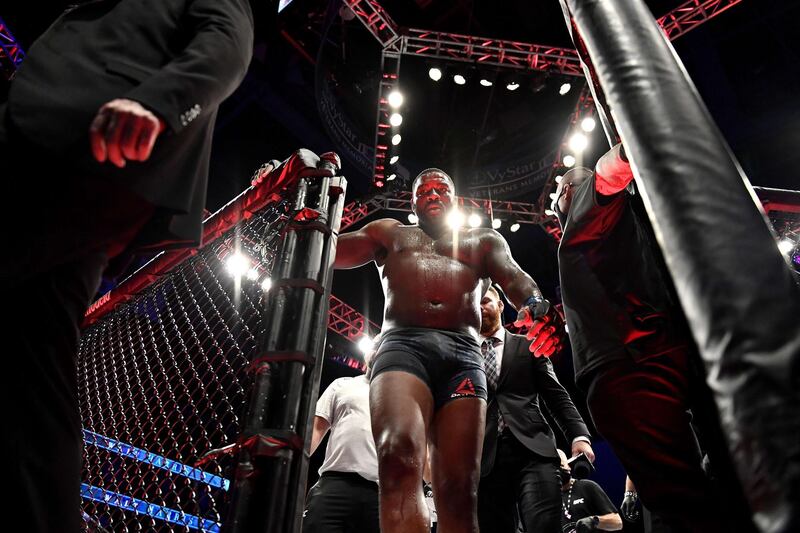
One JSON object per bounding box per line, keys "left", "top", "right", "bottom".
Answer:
{"left": 575, "top": 515, "right": 599, "bottom": 532}
{"left": 621, "top": 491, "right": 640, "bottom": 521}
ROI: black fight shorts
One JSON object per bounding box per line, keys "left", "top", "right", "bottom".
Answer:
{"left": 371, "top": 327, "right": 488, "bottom": 410}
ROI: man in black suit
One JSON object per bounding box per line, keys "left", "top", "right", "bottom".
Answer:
{"left": 0, "top": 1, "right": 253, "bottom": 531}
{"left": 477, "top": 285, "right": 594, "bottom": 533}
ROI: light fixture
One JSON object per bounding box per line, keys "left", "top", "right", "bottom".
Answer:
{"left": 453, "top": 74, "right": 466, "bottom": 85}
{"left": 429, "top": 67, "right": 442, "bottom": 81}
{"left": 260, "top": 277, "right": 273, "bottom": 292}
{"left": 246, "top": 267, "right": 259, "bottom": 281}
{"left": 226, "top": 252, "right": 251, "bottom": 277}
{"left": 555, "top": 174, "right": 564, "bottom": 184}
{"left": 389, "top": 155, "right": 399, "bottom": 164}
{"left": 480, "top": 78, "right": 493, "bottom": 87}
{"left": 391, "top": 134, "right": 402, "bottom": 145}
{"left": 408, "top": 213, "right": 419, "bottom": 224}
{"left": 468, "top": 213, "right": 482, "bottom": 228}
{"left": 357, "top": 336, "right": 375, "bottom": 354}
{"left": 544, "top": 208, "right": 556, "bottom": 216}
{"left": 510, "top": 222, "right": 521, "bottom": 233}
{"left": 568, "top": 132, "right": 589, "bottom": 153}
{"left": 581, "top": 117, "right": 597, "bottom": 132}
{"left": 389, "top": 113, "right": 403, "bottom": 127}
{"left": 492, "top": 218, "right": 502, "bottom": 229}
{"left": 387, "top": 173, "right": 397, "bottom": 181}
{"left": 375, "top": 180, "right": 384, "bottom": 188}
{"left": 563, "top": 154, "right": 576, "bottom": 168}
{"left": 387, "top": 90, "right": 404, "bottom": 108}
{"left": 559, "top": 82, "right": 572, "bottom": 95}
{"left": 778, "top": 238, "right": 795, "bottom": 255}
{"left": 506, "top": 81, "right": 520, "bottom": 91}
{"left": 446, "top": 209, "right": 465, "bottom": 229}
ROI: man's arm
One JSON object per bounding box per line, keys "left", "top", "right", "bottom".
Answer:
{"left": 334, "top": 219, "right": 396, "bottom": 270}
{"left": 309, "top": 416, "right": 331, "bottom": 456}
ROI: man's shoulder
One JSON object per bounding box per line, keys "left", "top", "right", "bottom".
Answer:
{"left": 575, "top": 478, "right": 604, "bottom": 493}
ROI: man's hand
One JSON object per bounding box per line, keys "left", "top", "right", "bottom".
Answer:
{"left": 513, "top": 299, "right": 566, "bottom": 357}
{"left": 572, "top": 440, "right": 596, "bottom": 463}
{"left": 620, "top": 492, "right": 640, "bottom": 522}
{"left": 90, "top": 98, "right": 166, "bottom": 168}
{"left": 251, "top": 148, "right": 335, "bottom": 188}
{"left": 575, "top": 516, "right": 599, "bottom": 532}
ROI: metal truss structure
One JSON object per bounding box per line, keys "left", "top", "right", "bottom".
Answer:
{"left": 657, "top": 0, "right": 744, "bottom": 41}
{"left": 0, "top": 17, "right": 25, "bottom": 80}
{"left": 328, "top": 294, "right": 380, "bottom": 341}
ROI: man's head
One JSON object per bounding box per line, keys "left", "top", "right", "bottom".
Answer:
{"left": 411, "top": 168, "right": 456, "bottom": 225}
{"left": 480, "top": 285, "right": 505, "bottom": 336}
{"left": 551, "top": 167, "right": 593, "bottom": 226}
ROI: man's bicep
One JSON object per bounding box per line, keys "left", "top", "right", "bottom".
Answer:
{"left": 334, "top": 221, "right": 389, "bottom": 269}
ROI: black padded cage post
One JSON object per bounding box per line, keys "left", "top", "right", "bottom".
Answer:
{"left": 223, "top": 153, "right": 347, "bottom": 533}
{"left": 558, "top": 1, "right": 800, "bottom": 531}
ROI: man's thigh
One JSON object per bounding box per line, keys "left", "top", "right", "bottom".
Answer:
{"left": 516, "top": 457, "right": 561, "bottom": 533}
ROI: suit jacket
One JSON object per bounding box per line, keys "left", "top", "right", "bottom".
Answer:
{"left": 5, "top": 0, "right": 253, "bottom": 248}
{"left": 481, "top": 331, "right": 589, "bottom": 476}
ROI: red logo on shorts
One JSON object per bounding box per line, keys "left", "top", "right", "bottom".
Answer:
{"left": 453, "top": 378, "right": 476, "bottom": 397}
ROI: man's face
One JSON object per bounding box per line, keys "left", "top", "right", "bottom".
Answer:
{"left": 480, "top": 288, "right": 504, "bottom": 335}
{"left": 413, "top": 173, "right": 455, "bottom": 224}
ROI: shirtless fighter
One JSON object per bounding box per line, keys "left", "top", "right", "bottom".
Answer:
{"left": 334, "top": 169, "right": 564, "bottom": 533}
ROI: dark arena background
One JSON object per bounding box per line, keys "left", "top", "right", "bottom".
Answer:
{"left": 2, "top": 0, "right": 799, "bottom": 531}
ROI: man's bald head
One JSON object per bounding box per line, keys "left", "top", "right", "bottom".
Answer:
{"left": 552, "top": 166, "right": 594, "bottom": 222}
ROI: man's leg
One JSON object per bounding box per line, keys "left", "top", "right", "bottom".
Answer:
{"left": 430, "top": 397, "right": 486, "bottom": 533}
{"left": 370, "top": 371, "right": 434, "bottom": 533}
{"left": 302, "top": 474, "right": 354, "bottom": 533}
{"left": 477, "top": 433, "right": 525, "bottom": 533}
{"left": 516, "top": 456, "right": 561, "bottom": 533}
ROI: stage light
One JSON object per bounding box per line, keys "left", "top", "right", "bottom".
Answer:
{"left": 555, "top": 174, "right": 564, "bottom": 184}
{"left": 468, "top": 213, "right": 482, "bottom": 228}
{"left": 559, "top": 83, "right": 572, "bottom": 95}
{"left": 453, "top": 74, "right": 466, "bottom": 85}
{"left": 581, "top": 117, "right": 597, "bottom": 132}
{"left": 357, "top": 336, "right": 375, "bottom": 354}
{"left": 226, "top": 252, "right": 251, "bottom": 277}
{"left": 387, "top": 90, "right": 404, "bottom": 108}
{"left": 778, "top": 238, "right": 795, "bottom": 255}
{"left": 549, "top": 192, "right": 558, "bottom": 200}
{"left": 408, "top": 213, "right": 419, "bottom": 224}
{"left": 387, "top": 173, "right": 397, "bottom": 181}
{"left": 568, "top": 132, "right": 589, "bottom": 153}
{"left": 544, "top": 208, "right": 555, "bottom": 216}
{"left": 447, "top": 209, "right": 465, "bottom": 230}
{"left": 506, "top": 81, "right": 520, "bottom": 91}
{"left": 480, "top": 78, "right": 493, "bottom": 87}
{"left": 246, "top": 267, "right": 259, "bottom": 281}
{"left": 492, "top": 218, "right": 502, "bottom": 229}
{"left": 375, "top": 180, "right": 384, "bottom": 188}
{"left": 429, "top": 67, "right": 443, "bottom": 81}
{"left": 389, "top": 155, "right": 399, "bottom": 164}
{"left": 389, "top": 113, "right": 403, "bottom": 126}
{"left": 391, "top": 134, "right": 402, "bottom": 145}
{"left": 261, "top": 277, "right": 273, "bottom": 292}
{"left": 510, "top": 222, "right": 521, "bottom": 233}
{"left": 563, "top": 154, "right": 576, "bottom": 167}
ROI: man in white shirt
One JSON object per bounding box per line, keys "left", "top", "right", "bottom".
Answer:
{"left": 478, "top": 285, "right": 594, "bottom": 533}
{"left": 303, "top": 358, "right": 379, "bottom": 533}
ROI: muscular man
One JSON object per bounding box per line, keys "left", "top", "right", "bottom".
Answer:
{"left": 553, "top": 144, "right": 755, "bottom": 532}
{"left": 477, "top": 285, "right": 593, "bottom": 533}
{"left": 334, "top": 168, "right": 562, "bottom": 533}
{"left": 557, "top": 450, "right": 622, "bottom": 533}
{"left": 0, "top": 2, "right": 253, "bottom": 530}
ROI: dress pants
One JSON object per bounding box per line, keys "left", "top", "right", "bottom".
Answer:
{"left": 302, "top": 472, "right": 380, "bottom": 533}
{"left": 478, "top": 430, "right": 561, "bottom": 533}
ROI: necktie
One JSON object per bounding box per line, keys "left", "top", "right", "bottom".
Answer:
{"left": 481, "top": 337, "right": 506, "bottom": 433}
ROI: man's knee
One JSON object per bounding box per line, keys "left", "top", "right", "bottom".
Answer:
{"left": 375, "top": 431, "right": 424, "bottom": 486}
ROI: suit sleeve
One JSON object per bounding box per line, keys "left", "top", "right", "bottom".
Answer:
{"left": 533, "top": 357, "right": 590, "bottom": 441}
{"left": 126, "top": 0, "right": 254, "bottom": 133}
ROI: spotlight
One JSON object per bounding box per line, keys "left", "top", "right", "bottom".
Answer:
{"left": 563, "top": 154, "right": 576, "bottom": 168}
{"left": 446, "top": 209, "right": 465, "bottom": 230}
{"left": 544, "top": 208, "right": 556, "bottom": 216}
{"left": 453, "top": 74, "right": 466, "bottom": 85}
{"left": 581, "top": 117, "right": 597, "bottom": 132}
{"left": 261, "top": 277, "right": 273, "bottom": 292}
{"left": 389, "top": 155, "right": 399, "bottom": 164}
{"left": 510, "top": 222, "right": 521, "bottom": 233}
{"left": 559, "top": 83, "right": 572, "bottom": 95}
{"left": 468, "top": 213, "right": 482, "bottom": 228}
{"left": 492, "top": 218, "right": 502, "bottom": 229}
{"left": 387, "top": 173, "right": 397, "bottom": 181}
{"left": 429, "top": 67, "right": 443, "bottom": 81}
{"left": 408, "top": 213, "right": 419, "bottom": 224}
{"left": 506, "top": 81, "right": 520, "bottom": 91}
{"left": 387, "top": 90, "right": 404, "bottom": 108}
{"left": 391, "top": 134, "right": 402, "bottom": 145}
{"left": 375, "top": 180, "right": 384, "bottom": 188}
{"left": 549, "top": 192, "right": 559, "bottom": 201}
{"left": 555, "top": 174, "right": 564, "bottom": 184}
{"left": 480, "top": 78, "right": 493, "bottom": 87}
{"left": 778, "top": 238, "right": 795, "bottom": 255}
{"left": 226, "top": 252, "right": 251, "bottom": 277}
{"left": 246, "top": 267, "right": 259, "bottom": 281}
{"left": 389, "top": 113, "right": 403, "bottom": 127}
{"left": 568, "top": 132, "right": 589, "bottom": 153}
{"left": 357, "top": 336, "right": 375, "bottom": 355}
